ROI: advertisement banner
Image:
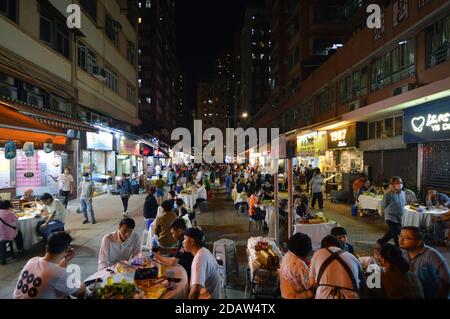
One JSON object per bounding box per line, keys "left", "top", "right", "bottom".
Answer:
{"left": 296, "top": 132, "right": 328, "bottom": 157}
{"left": 87, "top": 132, "right": 113, "bottom": 151}
{"left": 120, "top": 139, "right": 140, "bottom": 156}
{"left": 403, "top": 97, "right": 450, "bottom": 144}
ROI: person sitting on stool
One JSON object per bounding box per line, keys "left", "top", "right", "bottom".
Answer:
{"left": 192, "top": 181, "right": 207, "bottom": 212}
{"left": 36, "top": 193, "right": 66, "bottom": 243}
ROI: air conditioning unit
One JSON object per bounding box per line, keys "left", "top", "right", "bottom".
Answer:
{"left": 23, "top": 83, "right": 39, "bottom": 94}
{"left": 27, "top": 93, "right": 44, "bottom": 107}
{"left": 0, "top": 83, "right": 18, "bottom": 100}
{"left": 0, "top": 73, "right": 14, "bottom": 86}
{"left": 393, "top": 83, "right": 417, "bottom": 96}
{"left": 92, "top": 66, "right": 107, "bottom": 82}
{"left": 349, "top": 99, "right": 361, "bottom": 111}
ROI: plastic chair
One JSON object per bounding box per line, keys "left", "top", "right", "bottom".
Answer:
{"left": 213, "top": 239, "right": 239, "bottom": 299}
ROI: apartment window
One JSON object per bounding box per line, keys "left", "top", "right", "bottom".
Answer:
{"left": 77, "top": 42, "right": 97, "bottom": 73}
{"left": 313, "top": 5, "right": 346, "bottom": 24}
{"left": 288, "top": 47, "right": 299, "bottom": 70}
{"left": 313, "top": 38, "right": 343, "bottom": 56}
{"left": 369, "top": 116, "right": 403, "bottom": 140}
{"left": 105, "top": 67, "right": 118, "bottom": 93}
{"left": 372, "top": 40, "right": 414, "bottom": 91}
{"left": 352, "top": 67, "right": 368, "bottom": 96}
{"left": 339, "top": 75, "right": 351, "bottom": 105}
{"left": 39, "top": 6, "right": 70, "bottom": 59}
{"left": 316, "top": 86, "right": 334, "bottom": 114}
{"left": 146, "top": 0, "right": 151, "bottom": 8}
{"left": 391, "top": 40, "right": 415, "bottom": 82}
{"left": 0, "top": 0, "right": 18, "bottom": 22}
{"left": 105, "top": 14, "right": 119, "bottom": 46}
{"left": 79, "top": 0, "right": 97, "bottom": 21}
{"left": 127, "top": 85, "right": 135, "bottom": 104}
{"left": 425, "top": 14, "right": 450, "bottom": 68}
{"left": 127, "top": 41, "right": 136, "bottom": 66}
{"left": 384, "top": 117, "right": 394, "bottom": 138}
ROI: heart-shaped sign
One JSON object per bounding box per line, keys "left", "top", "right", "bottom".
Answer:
{"left": 411, "top": 116, "right": 426, "bottom": 133}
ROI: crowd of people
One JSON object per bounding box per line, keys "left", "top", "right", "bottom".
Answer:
{"left": 1, "top": 161, "right": 449, "bottom": 300}
{"left": 280, "top": 226, "right": 450, "bottom": 299}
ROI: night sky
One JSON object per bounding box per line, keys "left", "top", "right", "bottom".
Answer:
{"left": 175, "top": 0, "right": 262, "bottom": 110}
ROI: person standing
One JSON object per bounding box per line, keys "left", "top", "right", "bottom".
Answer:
{"left": 225, "top": 173, "right": 232, "bottom": 198}
{"left": 143, "top": 188, "right": 159, "bottom": 229}
{"left": 168, "top": 169, "right": 177, "bottom": 191}
{"left": 305, "top": 165, "right": 314, "bottom": 193}
{"left": 377, "top": 177, "right": 406, "bottom": 247}
{"left": 155, "top": 175, "right": 165, "bottom": 205}
{"left": 309, "top": 168, "right": 324, "bottom": 211}
{"left": 58, "top": 167, "right": 74, "bottom": 209}
{"left": 79, "top": 173, "right": 95, "bottom": 225}
{"left": 117, "top": 174, "right": 132, "bottom": 217}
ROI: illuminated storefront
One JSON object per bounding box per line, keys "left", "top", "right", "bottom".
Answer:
{"left": 295, "top": 131, "right": 328, "bottom": 171}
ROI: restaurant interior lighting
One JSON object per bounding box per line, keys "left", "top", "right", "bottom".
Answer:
{"left": 241, "top": 112, "right": 248, "bottom": 118}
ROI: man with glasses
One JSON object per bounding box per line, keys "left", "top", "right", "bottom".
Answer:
{"left": 400, "top": 226, "right": 450, "bottom": 299}
{"left": 377, "top": 176, "right": 406, "bottom": 247}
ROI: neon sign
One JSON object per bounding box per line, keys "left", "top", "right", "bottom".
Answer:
{"left": 411, "top": 113, "right": 450, "bottom": 133}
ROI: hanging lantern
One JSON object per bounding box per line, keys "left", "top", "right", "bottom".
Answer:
{"left": 23, "top": 142, "right": 35, "bottom": 157}
{"left": 4, "top": 140, "right": 17, "bottom": 160}
{"left": 44, "top": 139, "right": 53, "bottom": 153}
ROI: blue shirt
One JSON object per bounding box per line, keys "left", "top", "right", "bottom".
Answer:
{"left": 381, "top": 189, "right": 406, "bottom": 223}
{"left": 403, "top": 246, "right": 450, "bottom": 299}
{"left": 427, "top": 192, "right": 450, "bottom": 208}
{"left": 118, "top": 179, "right": 132, "bottom": 197}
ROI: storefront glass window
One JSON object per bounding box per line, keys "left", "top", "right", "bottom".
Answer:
{"left": 82, "top": 150, "right": 91, "bottom": 173}
{"left": 16, "top": 150, "right": 62, "bottom": 196}
{"left": 0, "top": 151, "right": 13, "bottom": 189}
{"left": 376, "top": 120, "right": 384, "bottom": 138}
{"left": 384, "top": 118, "right": 394, "bottom": 137}
{"left": 368, "top": 122, "right": 376, "bottom": 140}
{"left": 106, "top": 152, "right": 115, "bottom": 174}
{"left": 395, "top": 116, "right": 403, "bottom": 136}
{"left": 92, "top": 151, "right": 106, "bottom": 176}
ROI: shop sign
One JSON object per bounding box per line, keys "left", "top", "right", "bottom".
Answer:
{"left": 86, "top": 132, "right": 113, "bottom": 151}
{"left": 393, "top": 0, "right": 408, "bottom": 28}
{"left": 327, "top": 124, "right": 359, "bottom": 150}
{"left": 404, "top": 97, "right": 450, "bottom": 143}
{"left": 296, "top": 132, "right": 327, "bottom": 157}
{"left": 120, "top": 139, "right": 140, "bottom": 156}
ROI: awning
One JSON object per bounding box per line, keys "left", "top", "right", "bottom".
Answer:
{"left": 0, "top": 99, "right": 97, "bottom": 132}
{"left": 0, "top": 104, "right": 67, "bottom": 145}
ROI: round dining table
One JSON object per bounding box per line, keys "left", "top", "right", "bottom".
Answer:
{"left": 402, "top": 205, "right": 448, "bottom": 229}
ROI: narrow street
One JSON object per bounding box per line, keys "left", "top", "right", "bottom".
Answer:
{"left": 1, "top": 187, "right": 449, "bottom": 299}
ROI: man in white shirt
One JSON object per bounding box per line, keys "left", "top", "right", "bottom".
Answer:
{"left": 79, "top": 173, "right": 96, "bottom": 225}
{"left": 193, "top": 181, "right": 207, "bottom": 212}
{"left": 38, "top": 193, "right": 66, "bottom": 240}
{"left": 14, "top": 231, "right": 86, "bottom": 299}
{"left": 98, "top": 218, "right": 140, "bottom": 270}
{"left": 183, "top": 228, "right": 220, "bottom": 299}
{"left": 59, "top": 167, "right": 74, "bottom": 208}
{"left": 309, "top": 235, "right": 363, "bottom": 299}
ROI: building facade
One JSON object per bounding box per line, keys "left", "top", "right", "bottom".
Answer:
{"left": 252, "top": 0, "right": 450, "bottom": 198}
{"left": 137, "top": 0, "right": 179, "bottom": 141}
{"left": 0, "top": 0, "right": 151, "bottom": 198}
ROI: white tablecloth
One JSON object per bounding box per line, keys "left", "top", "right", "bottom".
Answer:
{"left": 84, "top": 264, "right": 188, "bottom": 299}
{"left": 179, "top": 194, "right": 198, "bottom": 210}
{"left": 294, "top": 222, "right": 338, "bottom": 250}
{"left": 358, "top": 195, "right": 383, "bottom": 216}
{"left": 402, "top": 206, "right": 448, "bottom": 229}
{"left": 17, "top": 216, "right": 43, "bottom": 250}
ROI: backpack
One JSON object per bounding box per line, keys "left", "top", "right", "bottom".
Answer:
{"left": 4, "top": 140, "right": 16, "bottom": 159}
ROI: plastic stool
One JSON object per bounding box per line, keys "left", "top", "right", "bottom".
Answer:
{"left": 213, "top": 239, "right": 239, "bottom": 298}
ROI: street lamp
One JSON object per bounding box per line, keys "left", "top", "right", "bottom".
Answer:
{"left": 227, "top": 112, "right": 248, "bottom": 128}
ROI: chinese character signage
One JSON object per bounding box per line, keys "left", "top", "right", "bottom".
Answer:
{"left": 393, "top": 0, "right": 408, "bottom": 28}
{"left": 296, "top": 132, "right": 327, "bottom": 157}
{"left": 120, "top": 139, "right": 140, "bottom": 156}
{"left": 403, "top": 97, "right": 450, "bottom": 143}
{"left": 87, "top": 132, "right": 113, "bottom": 151}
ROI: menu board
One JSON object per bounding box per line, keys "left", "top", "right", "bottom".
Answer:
{"left": 87, "top": 132, "right": 113, "bottom": 151}
{"left": 16, "top": 150, "right": 62, "bottom": 196}
{"left": 120, "top": 139, "right": 140, "bottom": 156}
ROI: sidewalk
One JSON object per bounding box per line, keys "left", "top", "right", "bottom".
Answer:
{"left": 0, "top": 193, "right": 147, "bottom": 299}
